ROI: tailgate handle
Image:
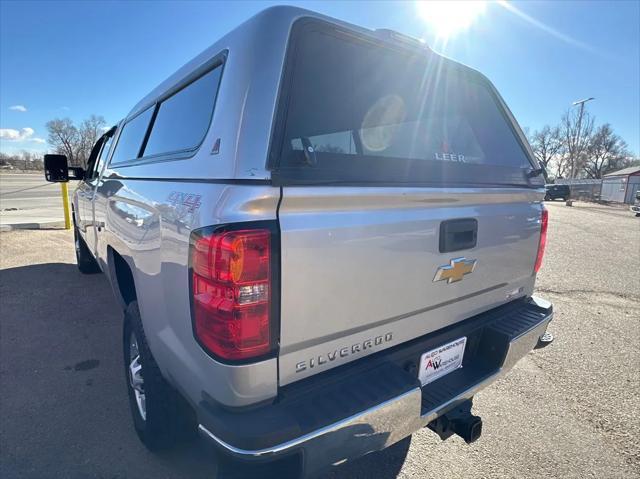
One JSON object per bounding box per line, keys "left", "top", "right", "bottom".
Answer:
{"left": 439, "top": 219, "right": 477, "bottom": 253}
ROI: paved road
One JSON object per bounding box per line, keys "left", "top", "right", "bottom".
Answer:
{"left": 0, "top": 173, "right": 69, "bottom": 209}
{"left": 0, "top": 173, "right": 75, "bottom": 227}
{"left": 1, "top": 201, "right": 638, "bottom": 478}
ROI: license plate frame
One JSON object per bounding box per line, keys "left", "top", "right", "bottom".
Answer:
{"left": 419, "top": 336, "right": 467, "bottom": 386}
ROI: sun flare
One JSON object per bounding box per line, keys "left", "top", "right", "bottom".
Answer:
{"left": 416, "top": 1, "right": 487, "bottom": 38}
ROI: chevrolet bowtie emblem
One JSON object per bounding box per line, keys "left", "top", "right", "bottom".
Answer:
{"left": 433, "top": 257, "right": 477, "bottom": 284}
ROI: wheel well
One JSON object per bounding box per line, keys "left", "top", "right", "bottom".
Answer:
{"left": 110, "top": 248, "right": 137, "bottom": 305}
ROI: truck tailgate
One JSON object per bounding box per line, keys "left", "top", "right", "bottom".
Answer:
{"left": 277, "top": 187, "right": 543, "bottom": 385}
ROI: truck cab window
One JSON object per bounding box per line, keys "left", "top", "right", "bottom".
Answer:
{"left": 93, "top": 130, "right": 115, "bottom": 178}
{"left": 85, "top": 127, "right": 116, "bottom": 181}
{"left": 85, "top": 137, "right": 106, "bottom": 181}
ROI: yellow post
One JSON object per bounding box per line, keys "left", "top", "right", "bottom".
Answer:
{"left": 60, "top": 182, "right": 71, "bottom": 230}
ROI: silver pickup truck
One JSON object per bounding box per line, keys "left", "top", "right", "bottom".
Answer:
{"left": 43, "top": 6, "right": 554, "bottom": 477}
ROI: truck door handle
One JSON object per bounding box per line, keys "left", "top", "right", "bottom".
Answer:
{"left": 439, "top": 219, "right": 478, "bottom": 253}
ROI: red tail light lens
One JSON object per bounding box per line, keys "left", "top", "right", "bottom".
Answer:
{"left": 191, "top": 228, "right": 273, "bottom": 361}
{"left": 534, "top": 207, "right": 548, "bottom": 273}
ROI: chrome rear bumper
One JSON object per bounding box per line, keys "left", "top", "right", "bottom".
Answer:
{"left": 199, "top": 297, "right": 553, "bottom": 474}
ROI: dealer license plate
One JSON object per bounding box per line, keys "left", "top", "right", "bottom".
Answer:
{"left": 419, "top": 337, "right": 467, "bottom": 386}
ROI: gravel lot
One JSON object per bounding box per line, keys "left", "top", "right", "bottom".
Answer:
{"left": 1, "top": 201, "right": 638, "bottom": 478}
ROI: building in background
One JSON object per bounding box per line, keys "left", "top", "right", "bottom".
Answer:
{"left": 600, "top": 166, "right": 640, "bottom": 204}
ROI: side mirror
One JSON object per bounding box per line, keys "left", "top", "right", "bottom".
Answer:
{"left": 69, "top": 167, "right": 86, "bottom": 181}
{"left": 44, "top": 154, "right": 69, "bottom": 182}
{"left": 44, "top": 154, "right": 85, "bottom": 182}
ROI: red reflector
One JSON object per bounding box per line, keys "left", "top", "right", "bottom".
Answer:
{"left": 191, "top": 229, "right": 272, "bottom": 361}
{"left": 534, "top": 207, "right": 548, "bottom": 273}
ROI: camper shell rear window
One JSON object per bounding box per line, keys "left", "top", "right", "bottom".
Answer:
{"left": 269, "top": 19, "right": 537, "bottom": 187}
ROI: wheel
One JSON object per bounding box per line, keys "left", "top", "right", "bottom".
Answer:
{"left": 74, "top": 227, "right": 101, "bottom": 274}
{"left": 123, "top": 301, "right": 196, "bottom": 451}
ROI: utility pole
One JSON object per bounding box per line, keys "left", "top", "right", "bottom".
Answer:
{"left": 570, "top": 97, "right": 595, "bottom": 179}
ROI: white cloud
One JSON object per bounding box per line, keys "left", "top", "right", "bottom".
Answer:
{"left": 0, "top": 127, "right": 45, "bottom": 145}
{"left": 60, "top": 106, "right": 70, "bottom": 111}
{"left": 9, "top": 105, "right": 27, "bottom": 112}
{"left": 0, "top": 127, "right": 34, "bottom": 141}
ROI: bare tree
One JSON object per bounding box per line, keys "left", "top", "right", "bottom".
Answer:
{"left": 583, "top": 124, "right": 631, "bottom": 178}
{"left": 552, "top": 153, "right": 572, "bottom": 179}
{"left": 77, "top": 115, "right": 106, "bottom": 166}
{"left": 46, "top": 115, "right": 106, "bottom": 168}
{"left": 20, "top": 150, "right": 34, "bottom": 170}
{"left": 560, "top": 108, "right": 594, "bottom": 178}
{"left": 529, "top": 125, "right": 564, "bottom": 173}
{"left": 46, "top": 118, "right": 79, "bottom": 166}
{"left": 0, "top": 151, "right": 43, "bottom": 170}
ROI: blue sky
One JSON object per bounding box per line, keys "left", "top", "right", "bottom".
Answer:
{"left": 1, "top": 0, "right": 638, "bottom": 156}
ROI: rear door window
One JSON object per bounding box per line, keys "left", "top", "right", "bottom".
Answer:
{"left": 271, "top": 21, "right": 535, "bottom": 186}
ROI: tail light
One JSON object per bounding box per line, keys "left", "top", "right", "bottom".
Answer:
{"left": 190, "top": 225, "right": 276, "bottom": 362}
{"left": 534, "top": 207, "right": 548, "bottom": 273}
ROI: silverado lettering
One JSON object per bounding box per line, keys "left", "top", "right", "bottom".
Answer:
{"left": 295, "top": 333, "right": 394, "bottom": 373}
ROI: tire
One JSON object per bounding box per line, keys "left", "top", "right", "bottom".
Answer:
{"left": 123, "top": 301, "right": 196, "bottom": 451}
{"left": 74, "top": 227, "right": 101, "bottom": 274}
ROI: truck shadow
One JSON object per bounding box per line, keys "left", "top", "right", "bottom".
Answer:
{"left": 0, "top": 261, "right": 408, "bottom": 479}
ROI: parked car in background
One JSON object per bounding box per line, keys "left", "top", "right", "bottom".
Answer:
{"left": 545, "top": 184, "right": 571, "bottom": 201}
{"left": 42, "top": 6, "right": 554, "bottom": 477}
{"left": 630, "top": 191, "right": 640, "bottom": 216}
